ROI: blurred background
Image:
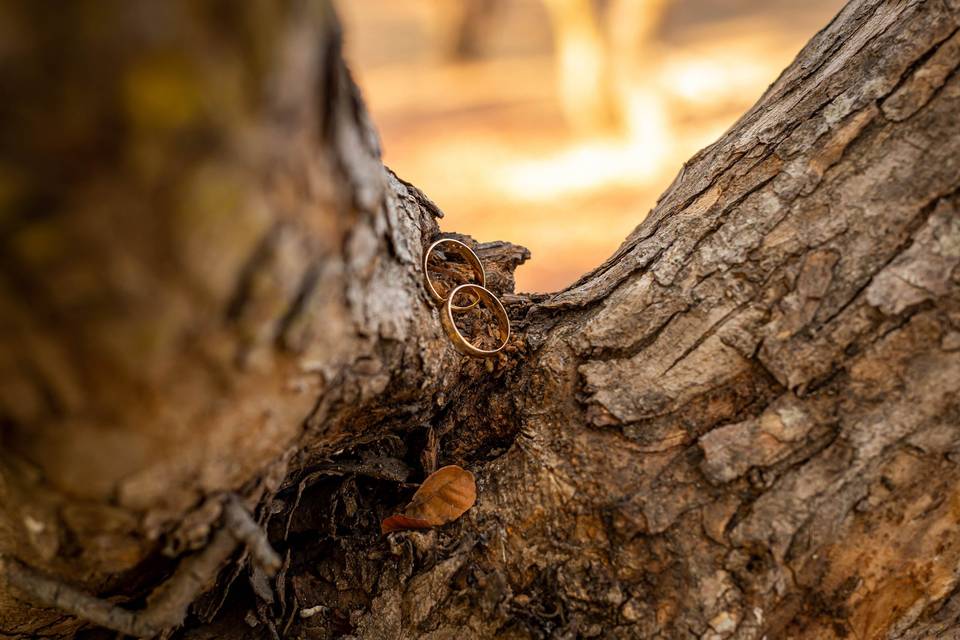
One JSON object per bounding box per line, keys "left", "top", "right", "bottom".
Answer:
{"left": 338, "top": 0, "right": 845, "bottom": 292}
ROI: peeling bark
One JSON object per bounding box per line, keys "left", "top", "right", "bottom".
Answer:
{"left": 1, "top": 0, "right": 959, "bottom": 639}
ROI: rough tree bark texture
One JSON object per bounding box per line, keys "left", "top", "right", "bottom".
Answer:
{"left": 1, "top": 0, "right": 959, "bottom": 638}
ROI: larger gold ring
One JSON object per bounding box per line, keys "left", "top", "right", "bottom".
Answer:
{"left": 440, "top": 284, "right": 510, "bottom": 358}
{"left": 423, "top": 239, "right": 485, "bottom": 311}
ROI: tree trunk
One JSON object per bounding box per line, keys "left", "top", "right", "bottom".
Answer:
{"left": 2, "top": 0, "right": 959, "bottom": 638}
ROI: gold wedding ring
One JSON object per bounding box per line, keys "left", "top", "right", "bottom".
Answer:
{"left": 440, "top": 284, "right": 510, "bottom": 358}
{"left": 422, "top": 239, "right": 485, "bottom": 311}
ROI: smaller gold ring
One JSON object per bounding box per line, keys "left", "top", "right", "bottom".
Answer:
{"left": 440, "top": 284, "right": 510, "bottom": 358}
{"left": 422, "top": 239, "right": 485, "bottom": 311}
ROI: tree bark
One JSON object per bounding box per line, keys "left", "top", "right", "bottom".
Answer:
{"left": 1, "top": 0, "right": 959, "bottom": 639}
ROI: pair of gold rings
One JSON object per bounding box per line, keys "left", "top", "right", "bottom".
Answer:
{"left": 422, "top": 238, "right": 510, "bottom": 358}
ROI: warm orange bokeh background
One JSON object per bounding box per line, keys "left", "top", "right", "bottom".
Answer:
{"left": 340, "top": 0, "right": 845, "bottom": 293}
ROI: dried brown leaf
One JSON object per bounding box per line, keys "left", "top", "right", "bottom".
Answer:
{"left": 380, "top": 514, "right": 432, "bottom": 535}
{"left": 380, "top": 465, "right": 476, "bottom": 535}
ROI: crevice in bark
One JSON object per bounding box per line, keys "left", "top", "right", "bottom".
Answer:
{"left": 883, "top": 22, "right": 960, "bottom": 99}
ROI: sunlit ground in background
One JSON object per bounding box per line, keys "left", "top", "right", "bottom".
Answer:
{"left": 340, "top": 0, "right": 845, "bottom": 292}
